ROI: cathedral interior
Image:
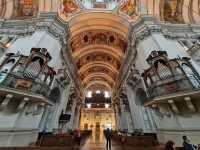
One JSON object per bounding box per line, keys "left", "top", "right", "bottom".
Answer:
{"left": 0, "top": 0, "right": 200, "bottom": 149}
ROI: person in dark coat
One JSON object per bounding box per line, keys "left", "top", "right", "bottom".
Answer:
{"left": 165, "top": 140, "right": 176, "bottom": 150}
{"left": 105, "top": 128, "right": 112, "bottom": 150}
{"left": 183, "top": 135, "right": 197, "bottom": 150}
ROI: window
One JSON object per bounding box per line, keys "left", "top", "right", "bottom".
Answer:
{"left": 86, "top": 91, "right": 92, "bottom": 98}
{"left": 96, "top": 90, "right": 101, "bottom": 94}
{"left": 104, "top": 91, "right": 110, "bottom": 98}
{"left": 182, "top": 64, "right": 200, "bottom": 88}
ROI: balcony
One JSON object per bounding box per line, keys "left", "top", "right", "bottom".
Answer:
{"left": 0, "top": 48, "right": 57, "bottom": 110}
{"left": 142, "top": 51, "right": 200, "bottom": 112}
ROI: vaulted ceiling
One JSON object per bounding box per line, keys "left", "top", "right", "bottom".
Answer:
{"left": 69, "top": 12, "right": 129, "bottom": 93}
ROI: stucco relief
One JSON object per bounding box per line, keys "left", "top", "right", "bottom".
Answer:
{"left": 14, "top": 0, "right": 38, "bottom": 18}
{"left": 70, "top": 30, "right": 127, "bottom": 54}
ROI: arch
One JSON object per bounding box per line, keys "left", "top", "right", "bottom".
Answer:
{"left": 73, "top": 45, "right": 124, "bottom": 61}
{"left": 78, "top": 61, "right": 119, "bottom": 75}
{"left": 84, "top": 81, "right": 112, "bottom": 90}
{"left": 82, "top": 73, "right": 115, "bottom": 84}
{"left": 69, "top": 12, "right": 130, "bottom": 39}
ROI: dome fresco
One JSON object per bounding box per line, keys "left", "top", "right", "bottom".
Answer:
{"left": 80, "top": 0, "right": 122, "bottom": 10}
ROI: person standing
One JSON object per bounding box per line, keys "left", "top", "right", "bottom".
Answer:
{"left": 183, "top": 135, "right": 197, "bottom": 150}
{"left": 75, "top": 129, "right": 81, "bottom": 146}
{"left": 165, "top": 140, "right": 176, "bottom": 150}
{"left": 105, "top": 128, "right": 112, "bottom": 150}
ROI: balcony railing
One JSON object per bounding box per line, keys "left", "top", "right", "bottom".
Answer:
{"left": 146, "top": 75, "right": 200, "bottom": 99}
{"left": 0, "top": 72, "right": 51, "bottom": 98}
{"left": 142, "top": 51, "right": 200, "bottom": 105}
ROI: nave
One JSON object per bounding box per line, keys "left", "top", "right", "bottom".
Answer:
{"left": 0, "top": 129, "right": 183, "bottom": 150}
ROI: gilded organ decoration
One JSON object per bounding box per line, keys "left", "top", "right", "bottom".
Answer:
{"left": 14, "top": 0, "right": 38, "bottom": 18}
{"left": 0, "top": 48, "right": 56, "bottom": 98}
{"left": 142, "top": 50, "right": 200, "bottom": 99}
{"left": 70, "top": 30, "right": 127, "bottom": 53}
{"left": 120, "top": 0, "right": 137, "bottom": 18}
{"left": 163, "top": 0, "right": 183, "bottom": 23}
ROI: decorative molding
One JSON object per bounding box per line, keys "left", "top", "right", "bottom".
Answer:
{"left": 168, "top": 99, "right": 180, "bottom": 114}
{"left": 184, "top": 97, "right": 196, "bottom": 113}
{"left": 17, "top": 97, "right": 29, "bottom": 111}
{"left": 126, "top": 68, "right": 141, "bottom": 89}
{"left": 130, "top": 15, "right": 200, "bottom": 42}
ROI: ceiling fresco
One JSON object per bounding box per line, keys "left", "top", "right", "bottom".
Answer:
{"left": 162, "top": 0, "right": 184, "bottom": 23}
{"left": 14, "top": 0, "right": 39, "bottom": 18}
{"left": 120, "top": 0, "right": 137, "bottom": 18}
{"left": 76, "top": 52, "right": 121, "bottom": 70}
{"left": 79, "top": 0, "right": 121, "bottom": 10}
{"left": 60, "top": 0, "right": 80, "bottom": 18}
{"left": 70, "top": 30, "right": 127, "bottom": 54}
{"left": 1, "top": 0, "right": 200, "bottom": 23}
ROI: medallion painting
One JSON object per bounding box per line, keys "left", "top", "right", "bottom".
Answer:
{"left": 163, "top": 0, "right": 183, "bottom": 23}
{"left": 62, "top": 0, "right": 79, "bottom": 14}
{"left": 15, "top": 0, "right": 38, "bottom": 18}
{"left": 120, "top": 0, "right": 137, "bottom": 18}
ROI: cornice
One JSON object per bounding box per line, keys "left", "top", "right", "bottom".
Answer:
{"left": 0, "top": 12, "right": 69, "bottom": 43}
{"left": 130, "top": 15, "right": 200, "bottom": 41}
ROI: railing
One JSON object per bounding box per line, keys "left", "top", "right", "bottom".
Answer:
{"left": 0, "top": 72, "right": 51, "bottom": 98}
{"left": 146, "top": 75, "right": 200, "bottom": 100}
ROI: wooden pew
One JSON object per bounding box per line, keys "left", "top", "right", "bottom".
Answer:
{"left": 37, "top": 134, "right": 74, "bottom": 147}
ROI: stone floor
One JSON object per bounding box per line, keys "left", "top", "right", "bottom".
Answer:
{"left": 80, "top": 131, "right": 122, "bottom": 150}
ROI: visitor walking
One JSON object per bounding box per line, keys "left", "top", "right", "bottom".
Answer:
{"left": 75, "top": 129, "right": 81, "bottom": 146}
{"left": 165, "top": 140, "right": 176, "bottom": 150}
{"left": 183, "top": 135, "right": 197, "bottom": 150}
{"left": 105, "top": 128, "right": 112, "bottom": 150}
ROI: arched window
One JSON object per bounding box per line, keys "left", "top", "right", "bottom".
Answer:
{"left": 182, "top": 64, "right": 200, "bottom": 88}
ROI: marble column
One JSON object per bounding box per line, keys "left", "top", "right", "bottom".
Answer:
{"left": 68, "top": 98, "right": 78, "bottom": 129}
{"left": 119, "top": 98, "right": 128, "bottom": 131}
